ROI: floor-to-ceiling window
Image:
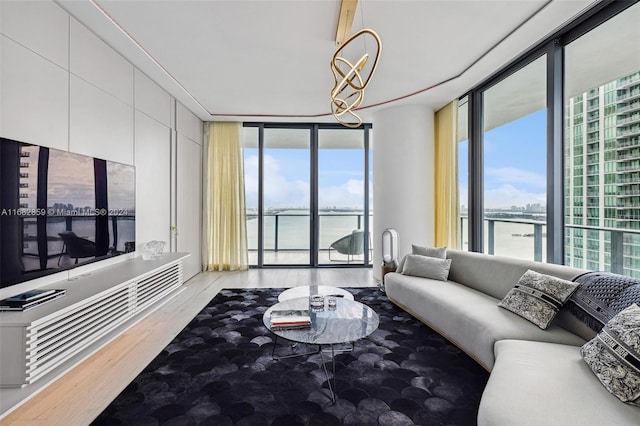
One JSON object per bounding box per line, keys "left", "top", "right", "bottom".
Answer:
{"left": 564, "top": 2, "right": 640, "bottom": 277}
{"left": 482, "top": 55, "right": 548, "bottom": 262}
{"left": 458, "top": 1, "right": 640, "bottom": 275}
{"left": 242, "top": 123, "right": 372, "bottom": 268}
{"left": 458, "top": 97, "right": 469, "bottom": 251}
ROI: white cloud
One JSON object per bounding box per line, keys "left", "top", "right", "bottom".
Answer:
{"left": 485, "top": 167, "right": 546, "bottom": 188}
{"left": 485, "top": 184, "right": 546, "bottom": 209}
{"left": 244, "top": 154, "right": 309, "bottom": 209}
{"left": 244, "top": 154, "right": 366, "bottom": 209}
{"left": 319, "top": 179, "right": 365, "bottom": 209}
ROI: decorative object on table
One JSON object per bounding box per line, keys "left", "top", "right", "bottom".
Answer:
{"left": 0, "top": 289, "right": 66, "bottom": 311}
{"left": 381, "top": 228, "right": 398, "bottom": 291}
{"left": 309, "top": 294, "right": 325, "bottom": 312}
{"left": 327, "top": 296, "right": 337, "bottom": 310}
{"left": 269, "top": 308, "right": 311, "bottom": 330}
{"left": 140, "top": 240, "right": 166, "bottom": 260}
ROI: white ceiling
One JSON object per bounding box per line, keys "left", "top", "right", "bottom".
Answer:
{"left": 56, "top": 0, "right": 600, "bottom": 123}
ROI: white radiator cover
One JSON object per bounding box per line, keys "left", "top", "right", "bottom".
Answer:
{"left": 0, "top": 254, "right": 186, "bottom": 387}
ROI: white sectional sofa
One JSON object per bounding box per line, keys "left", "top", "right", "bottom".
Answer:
{"left": 385, "top": 249, "right": 640, "bottom": 425}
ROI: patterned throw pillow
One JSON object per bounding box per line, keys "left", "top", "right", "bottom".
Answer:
{"left": 581, "top": 304, "right": 640, "bottom": 406}
{"left": 498, "top": 269, "right": 579, "bottom": 329}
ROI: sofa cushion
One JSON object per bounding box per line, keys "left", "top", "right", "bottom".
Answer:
{"left": 385, "top": 272, "right": 586, "bottom": 370}
{"left": 412, "top": 244, "right": 447, "bottom": 258}
{"left": 397, "top": 245, "right": 447, "bottom": 273}
{"left": 401, "top": 254, "right": 451, "bottom": 281}
{"left": 581, "top": 304, "right": 640, "bottom": 406}
{"left": 498, "top": 270, "right": 579, "bottom": 329}
{"left": 478, "top": 340, "right": 640, "bottom": 426}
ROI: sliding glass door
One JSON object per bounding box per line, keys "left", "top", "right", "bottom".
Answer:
{"left": 318, "top": 128, "right": 369, "bottom": 265}
{"left": 242, "top": 123, "right": 372, "bottom": 267}
{"left": 263, "top": 128, "right": 311, "bottom": 265}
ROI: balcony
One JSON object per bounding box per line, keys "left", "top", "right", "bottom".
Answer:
{"left": 459, "top": 216, "right": 640, "bottom": 276}
{"left": 247, "top": 212, "right": 373, "bottom": 265}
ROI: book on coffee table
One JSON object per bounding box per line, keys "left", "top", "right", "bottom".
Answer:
{"left": 270, "top": 309, "right": 311, "bottom": 330}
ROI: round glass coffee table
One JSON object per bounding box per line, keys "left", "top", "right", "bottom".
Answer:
{"left": 277, "top": 285, "right": 354, "bottom": 302}
{"left": 263, "top": 296, "right": 379, "bottom": 403}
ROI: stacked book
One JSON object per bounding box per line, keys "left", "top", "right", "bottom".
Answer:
{"left": 0, "top": 289, "right": 66, "bottom": 312}
{"left": 270, "top": 309, "right": 311, "bottom": 330}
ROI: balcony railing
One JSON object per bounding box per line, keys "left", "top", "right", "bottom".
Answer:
{"left": 246, "top": 212, "right": 372, "bottom": 252}
{"left": 460, "top": 216, "right": 640, "bottom": 276}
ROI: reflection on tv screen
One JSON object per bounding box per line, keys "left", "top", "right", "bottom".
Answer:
{"left": 0, "top": 137, "right": 136, "bottom": 289}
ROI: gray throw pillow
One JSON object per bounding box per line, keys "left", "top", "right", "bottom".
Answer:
{"left": 581, "top": 304, "right": 640, "bottom": 406}
{"left": 401, "top": 254, "right": 452, "bottom": 281}
{"left": 412, "top": 244, "right": 447, "bottom": 259}
{"left": 396, "top": 245, "right": 447, "bottom": 274}
{"left": 498, "top": 269, "right": 579, "bottom": 329}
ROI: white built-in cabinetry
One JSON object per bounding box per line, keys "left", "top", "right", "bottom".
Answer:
{"left": 0, "top": 253, "right": 188, "bottom": 389}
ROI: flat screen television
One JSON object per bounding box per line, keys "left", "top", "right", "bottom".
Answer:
{"left": 0, "top": 137, "right": 135, "bottom": 289}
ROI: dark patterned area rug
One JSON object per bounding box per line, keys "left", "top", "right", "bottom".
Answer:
{"left": 93, "top": 288, "right": 488, "bottom": 425}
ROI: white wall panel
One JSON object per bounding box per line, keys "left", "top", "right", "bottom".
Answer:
{"left": 69, "top": 75, "right": 134, "bottom": 164}
{"left": 372, "top": 104, "right": 435, "bottom": 279}
{"left": 176, "top": 102, "right": 203, "bottom": 145}
{"left": 176, "top": 135, "right": 202, "bottom": 279}
{"left": 0, "top": 0, "right": 69, "bottom": 69}
{"left": 134, "top": 69, "right": 171, "bottom": 127}
{"left": 0, "top": 36, "right": 68, "bottom": 150}
{"left": 69, "top": 18, "right": 133, "bottom": 106}
{"left": 135, "top": 111, "right": 171, "bottom": 249}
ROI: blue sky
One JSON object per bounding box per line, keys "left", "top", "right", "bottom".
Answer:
{"left": 244, "top": 148, "right": 369, "bottom": 210}
{"left": 244, "top": 110, "right": 547, "bottom": 212}
{"left": 460, "top": 108, "right": 547, "bottom": 210}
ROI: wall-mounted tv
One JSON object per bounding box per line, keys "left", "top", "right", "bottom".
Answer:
{"left": 0, "top": 137, "right": 135, "bottom": 289}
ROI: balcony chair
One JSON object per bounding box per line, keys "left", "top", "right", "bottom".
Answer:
{"left": 328, "top": 229, "right": 365, "bottom": 264}
{"left": 58, "top": 231, "right": 96, "bottom": 265}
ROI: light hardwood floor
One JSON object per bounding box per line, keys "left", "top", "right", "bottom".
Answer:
{"left": 1, "top": 268, "right": 377, "bottom": 425}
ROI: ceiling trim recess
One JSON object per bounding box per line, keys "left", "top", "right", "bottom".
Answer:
{"left": 209, "top": 0, "right": 557, "bottom": 119}
{"left": 84, "top": 0, "right": 595, "bottom": 120}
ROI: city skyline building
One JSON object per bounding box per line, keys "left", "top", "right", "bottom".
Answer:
{"left": 565, "top": 70, "right": 640, "bottom": 278}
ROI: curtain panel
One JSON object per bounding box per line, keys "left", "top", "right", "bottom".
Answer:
{"left": 203, "top": 122, "right": 249, "bottom": 271}
{"left": 434, "top": 100, "right": 460, "bottom": 248}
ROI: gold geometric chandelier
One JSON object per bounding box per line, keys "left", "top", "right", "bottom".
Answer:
{"left": 330, "top": 28, "right": 382, "bottom": 128}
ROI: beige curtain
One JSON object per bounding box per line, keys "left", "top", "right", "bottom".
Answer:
{"left": 434, "top": 100, "right": 460, "bottom": 248}
{"left": 203, "top": 122, "right": 248, "bottom": 271}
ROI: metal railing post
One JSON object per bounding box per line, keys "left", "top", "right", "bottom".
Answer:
{"left": 488, "top": 219, "right": 495, "bottom": 255}
{"left": 357, "top": 214, "right": 361, "bottom": 230}
{"left": 611, "top": 230, "right": 623, "bottom": 274}
{"left": 534, "top": 223, "right": 543, "bottom": 262}
{"left": 274, "top": 214, "right": 279, "bottom": 252}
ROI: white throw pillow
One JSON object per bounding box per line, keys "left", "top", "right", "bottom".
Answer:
{"left": 401, "top": 254, "right": 452, "bottom": 281}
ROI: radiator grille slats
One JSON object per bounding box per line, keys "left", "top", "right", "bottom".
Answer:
{"left": 18, "top": 261, "right": 184, "bottom": 385}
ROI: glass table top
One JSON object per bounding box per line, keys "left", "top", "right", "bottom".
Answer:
{"left": 277, "top": 285, "right": 354, "bottom": 302}
{"left": 263, "top": 297, "right": 379, "bottom": 345}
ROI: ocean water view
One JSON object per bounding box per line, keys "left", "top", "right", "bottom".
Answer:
{"left": 247, "top": 210, "right": 548, "bottom": 263}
